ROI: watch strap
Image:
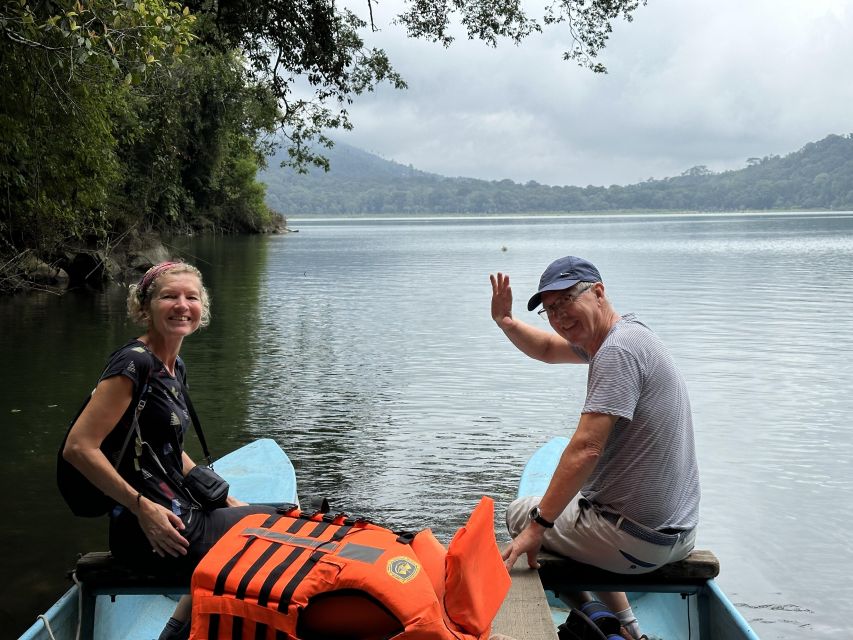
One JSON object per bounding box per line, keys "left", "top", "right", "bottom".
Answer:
{"left": 530, "top": 506, "right": 555, "bottom": 529}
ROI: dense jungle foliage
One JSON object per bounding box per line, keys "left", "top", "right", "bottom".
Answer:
{"left": 0, "top": 0, "right": 645, "bottom": 291}
{"left": 263, "top": 134, "right": 853, "bottom": 215}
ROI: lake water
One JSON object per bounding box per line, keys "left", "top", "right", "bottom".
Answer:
{"left": 3, "top": 211, "right": 852, "bottom": 638}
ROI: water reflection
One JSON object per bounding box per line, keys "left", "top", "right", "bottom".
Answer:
{"left": 4, "top": 212, "right": 853, "bottom": 639}
{"left": 249, "top": 212, "right": 853, "bottom": 639}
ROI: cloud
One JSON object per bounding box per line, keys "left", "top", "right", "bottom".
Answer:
{"left": 334, "top": 0, "right": 853, "bottom": 186}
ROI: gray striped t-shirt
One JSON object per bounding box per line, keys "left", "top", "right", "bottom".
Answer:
{"left": 574, "top": 314, "right": 700, "bottom": 531}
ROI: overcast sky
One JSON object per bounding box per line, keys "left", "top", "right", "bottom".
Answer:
{"left": 326, "top": 0, "right": 853, "bottom": 187}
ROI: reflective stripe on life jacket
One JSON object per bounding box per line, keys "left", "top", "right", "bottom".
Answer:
{"left": 190, "top": 497, "right": 510, "bottom": 640}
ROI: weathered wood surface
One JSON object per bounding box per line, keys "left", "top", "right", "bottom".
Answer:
{"left": 492, "top": 557, "right": 558, "bottom": 640}
{"left": 74, "top": 551, "right": 188, "bottom": 590}
{"left": 538, "top": 549, "right": 719, "bottom": 590}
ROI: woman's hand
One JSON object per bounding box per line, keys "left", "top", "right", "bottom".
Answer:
{"left": 490, "top": 272, "right": 514, "bottom": 329}
{"left": 226, "top": 495, "right": 249, "bottom": 507}
{"left": 136, "top": 497, "right": 189, "bottom": 557}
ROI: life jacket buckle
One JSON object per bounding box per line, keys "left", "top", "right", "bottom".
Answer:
{"left": 275, "top": 502, "right": 299, "bottom": 516}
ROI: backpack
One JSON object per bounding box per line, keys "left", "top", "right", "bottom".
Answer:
{"left": 56, "top": 347, "right": 154, "bottom": 517}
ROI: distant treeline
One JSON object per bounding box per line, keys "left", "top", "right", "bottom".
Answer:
{"left": 263, "top": 134, "right": 853, "bottom": 215}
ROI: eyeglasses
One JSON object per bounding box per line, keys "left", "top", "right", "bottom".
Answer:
{"left": 537, "top": 284, "right": 595, "bottom": 319}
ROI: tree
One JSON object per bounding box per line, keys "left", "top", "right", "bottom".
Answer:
{"left": 0, "top": 0, "right": 196, "bottom": 85}
{"left": 395, "top": 0, "right": 645, "bottom": 72}
{"left": 681, "top": 165, "right": 714, "bottom": 177}
{"left": 1, "top": 0, "right": 651, "bottom": 289}
{"left": 182, "top": 0, "right": 648, "bottom": 170}
{"left": 0, "top": 0, "right": 198, "bottom": 274}
{"left": 115, "top": 48, "right": 280, "bottom": 234}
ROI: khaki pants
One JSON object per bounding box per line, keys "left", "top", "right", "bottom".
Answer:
{"left": 506, "top": 495, "right": 696, "bottom": 573}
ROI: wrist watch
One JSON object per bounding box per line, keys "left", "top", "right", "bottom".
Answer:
{"left": 529, "top": 505, "right": 555, "bottom": 528}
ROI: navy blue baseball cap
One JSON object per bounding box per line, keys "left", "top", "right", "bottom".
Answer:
{"left": 527, "top": 256, "right": 602, "bottom": 311}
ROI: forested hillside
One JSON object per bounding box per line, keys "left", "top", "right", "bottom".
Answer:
{"left": 263, "top": 134, "right": 853, "bottom": 215}
{"left": 1, "top": 2, "right": 282, "bottom": 291}
{"left": 2, "top": 1, "right": 642, "bottom": 293}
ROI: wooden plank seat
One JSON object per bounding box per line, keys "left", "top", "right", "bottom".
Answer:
{"left": 74, "top": 548, "right": 718, "bottom": 590}
{"left": 73, "top": 551, "right": 190, "bottom": 593}
{"left": 537, "top": 549, "right": 720, "bottom": 592}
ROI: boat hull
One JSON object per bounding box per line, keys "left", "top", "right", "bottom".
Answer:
{"left": 20, "top": 438, "right": 297, "bottom": 640}
{"left": 520, "top": 436, "right": 759, "bottom": 640}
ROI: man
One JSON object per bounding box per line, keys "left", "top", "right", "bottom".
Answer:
{"left": 490, "top": 256, "right": 700, "bottom": 640}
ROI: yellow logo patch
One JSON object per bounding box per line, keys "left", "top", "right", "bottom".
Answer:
{"left": 386, "top": 556, "right": 420, "bottom": 584}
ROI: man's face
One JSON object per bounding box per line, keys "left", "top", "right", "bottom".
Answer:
{"left": 540, "top": 284, "right": 601, "bottom": 348}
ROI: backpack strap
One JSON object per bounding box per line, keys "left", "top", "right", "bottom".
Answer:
{"left": 170, "top": 355, "right": 216, "bottom": 466}
{"left": 128, "top": 343, "right": 215, "bottom": 465}
{"left": 103, "top": 344, "right": 155, "bottom": 471}
{"left": 182, "top": 386, "right": 215, "bottom": 467}
{"left": 113, "top": 373, "right": 152, "bottom": 470}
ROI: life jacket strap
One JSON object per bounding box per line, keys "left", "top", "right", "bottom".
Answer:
{"left": 208, "top": 514, "right": 281, "bottom": 638}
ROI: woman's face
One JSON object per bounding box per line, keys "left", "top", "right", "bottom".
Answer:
{"left": 146, "top": 272, "right": 204, "bottom": 339}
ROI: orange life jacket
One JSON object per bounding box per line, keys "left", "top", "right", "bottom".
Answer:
{"left": 190, "top": 496, "right": 510, "bottom": 640}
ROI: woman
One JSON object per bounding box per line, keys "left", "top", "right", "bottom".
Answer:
{"left": 63, "top": 261, "right": 276, "bottom": 640}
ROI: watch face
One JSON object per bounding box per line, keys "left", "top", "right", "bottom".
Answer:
{"left": 529, "top": 505, "right": 553, "bottom": 527}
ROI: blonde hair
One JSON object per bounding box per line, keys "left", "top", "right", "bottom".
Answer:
{"left": 127, "top": 262, "right": 211, "bottom": 327}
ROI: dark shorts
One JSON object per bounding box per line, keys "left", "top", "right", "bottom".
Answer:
{"left": 109, "top": 504, "right": 278, "bottom": 578}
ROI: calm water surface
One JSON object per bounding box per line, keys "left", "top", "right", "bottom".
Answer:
{"left": 2, "top": 211, "right": 852, "bottom": 639}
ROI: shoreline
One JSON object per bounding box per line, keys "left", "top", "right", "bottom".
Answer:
{"left": 288, "top": 208, "right": 853, "bottom": 223}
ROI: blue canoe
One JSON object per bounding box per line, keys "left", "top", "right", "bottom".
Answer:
{"left": 520, "top": 436, "right": 759, "bottom": 639}
{"left": 20, "top": 438, "right": 298, "bottom": 640}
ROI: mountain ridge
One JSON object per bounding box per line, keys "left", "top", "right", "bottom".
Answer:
{"left": 261, "top": 134, "right": 853, "bottom": 214}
